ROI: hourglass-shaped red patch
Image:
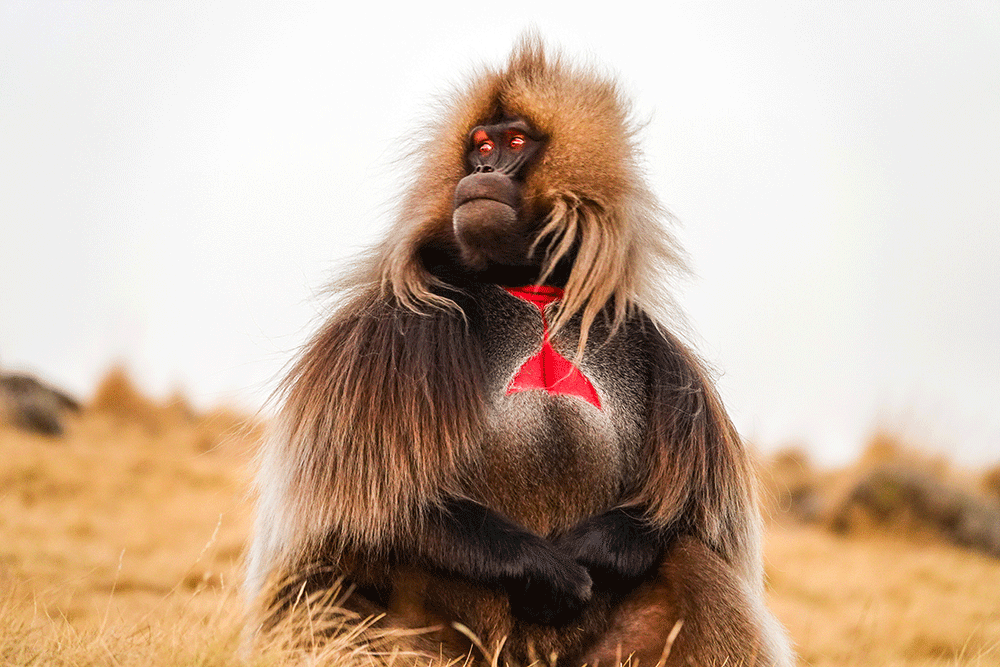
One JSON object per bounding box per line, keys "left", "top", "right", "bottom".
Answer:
{"left": 503, "top": 285, "right": 602, "bottom": 409}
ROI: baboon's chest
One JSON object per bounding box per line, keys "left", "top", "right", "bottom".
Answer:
{"left": 497, "top": 285, "right": 602, "bottom": 409}
{"left": 468, "top": 286, "right": 647, "bottom": 533}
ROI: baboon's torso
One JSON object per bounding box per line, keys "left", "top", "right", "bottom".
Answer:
{"left": 462, "top": 284, "right": 648, "bottom": 538}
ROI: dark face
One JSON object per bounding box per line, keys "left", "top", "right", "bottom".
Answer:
{"left": 452, "top": 118, "right": 544, "bottom": 271}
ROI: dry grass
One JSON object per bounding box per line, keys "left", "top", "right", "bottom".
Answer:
{"left": 2, "top": 369, "right": 999, "bottom": 666}
{"left": 1, "top": 368, "right": 254, "bottom": 665}
{"left": 768, "top": 525, "right": 1000, "bottom": 666}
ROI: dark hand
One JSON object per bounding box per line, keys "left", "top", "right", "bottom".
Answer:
{"left": 554, "top": 507, "right": 663, "bottom": 588}
{"left": 424, "top": 498, "right": 592, "bottom": 625}
{"left": 506, "top": 533, "right": 593, "bottom": 625}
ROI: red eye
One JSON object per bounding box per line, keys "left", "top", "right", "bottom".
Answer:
{"left": 509, "top": 134, "right": 526, "bottom": 150}
{"left": 477, "top": 141, "right": 494, "bottom": 155}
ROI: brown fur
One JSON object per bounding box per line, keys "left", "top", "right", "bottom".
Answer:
{"left": 583, "top": 537, "right": 774, "bottom": 667}
{"left": 246, "top": 36, "right": 793, "bottom": 666}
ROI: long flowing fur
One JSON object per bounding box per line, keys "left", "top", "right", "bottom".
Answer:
{"left": 246, "top": 290, "right": 486, "bottom": 599}
{"left": 636, "top": 323, "right": 762, "bottom": 583}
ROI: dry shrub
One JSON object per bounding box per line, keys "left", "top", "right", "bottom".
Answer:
{"left": 761, "top": 431, "right": 1000, "bottom": 561}
{"left": 88, "top": 365, "right": 262, "bottom": 452}
{"left": 0, "top": 372, "right": 80, "bottom": 436}
{"left": 831, "top": 466, "right": 1000, "bottom": 556}
{"left": 856, "top": 429, "right": 949, "bottom": 476}
{"left": 829, "top": 431, "right": 1000, "bottom": 558}
{"left": 90, "top": 364, "right": 178, "bottom": 434}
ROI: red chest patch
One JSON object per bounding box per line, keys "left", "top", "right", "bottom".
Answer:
{"left": 503, "top": 285, "right": 602, "bottom": 410}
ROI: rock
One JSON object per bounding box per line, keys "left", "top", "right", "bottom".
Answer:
{"left": 0, "top": 373, "right": 81, "bottom": 436}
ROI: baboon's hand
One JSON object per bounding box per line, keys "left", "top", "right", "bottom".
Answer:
{"left": 555, "top": 507, "right": 663, "bottom": 587}
{"left": 507, "top": 536, "right": 593, "bottom": 625}
{"left": 425, "top": 497, "right": 591, "bottom": 624}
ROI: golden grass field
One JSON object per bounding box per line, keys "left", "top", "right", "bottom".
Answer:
{"left": 2, "top": 369, "right": 999, "bottom": 666}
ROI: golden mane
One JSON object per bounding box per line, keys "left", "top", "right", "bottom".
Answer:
{"left": 365, "top": 36, "right": 685, "bottom": 347}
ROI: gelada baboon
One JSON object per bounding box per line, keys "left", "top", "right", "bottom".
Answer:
{"left": 246, "top": 38, "right": 793, "bottom": 666}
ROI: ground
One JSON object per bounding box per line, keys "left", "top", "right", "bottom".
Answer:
{"left": 2, "top": 377, "right": 998, "bottom": 666}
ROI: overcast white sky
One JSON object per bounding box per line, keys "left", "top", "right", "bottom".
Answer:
{"left": 2, "top": 2, "right": 998, "bottom": 466}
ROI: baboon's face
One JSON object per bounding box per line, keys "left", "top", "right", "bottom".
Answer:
{"left": 452, "top": 116, "right": 545, "bottom": 270}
